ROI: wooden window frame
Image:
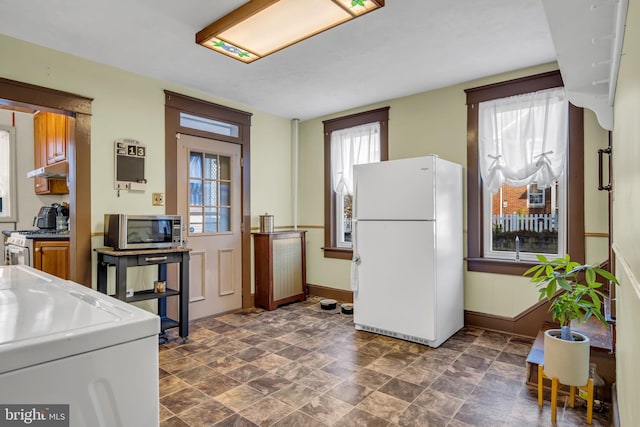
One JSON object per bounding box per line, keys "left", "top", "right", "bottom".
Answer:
{"left": 465, "top": 70, "right": 585, "bottom": 275}
{"left": 323, "top": 107, "right": 389, "bottom": 259}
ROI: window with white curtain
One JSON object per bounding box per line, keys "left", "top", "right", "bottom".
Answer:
{"left": 331, "top": 122, "right": 380, "bottom": 248}
{"left": 0, "top": 125, "right": 17, "bottom": 222}
{"left": 323, "top": 107, "right": 389, "bottom": 259}
{"left": 478, "top": 87, "right": 568, "bottom": 261}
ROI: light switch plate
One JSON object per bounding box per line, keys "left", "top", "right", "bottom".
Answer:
{"left": 152, "top": 192, "right": 164, "bottom": 206}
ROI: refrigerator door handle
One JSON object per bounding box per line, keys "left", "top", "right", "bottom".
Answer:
{"left": 351, "top": 219, "right": 360, "bottom": 292}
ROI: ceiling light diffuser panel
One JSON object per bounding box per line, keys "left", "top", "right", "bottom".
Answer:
{"left": 196, "top": 0, "right": 384, "bottom": 63}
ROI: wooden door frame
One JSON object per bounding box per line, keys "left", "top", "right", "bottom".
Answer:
{"left": 164, "top": 91, "right": 253, "bottom": 309}
{"left": 0, "top": 77, "right": 92, "bottom": 286}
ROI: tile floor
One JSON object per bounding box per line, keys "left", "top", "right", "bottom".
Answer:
{"left": 158, "top": 297, "right": 609, "bottom": 426}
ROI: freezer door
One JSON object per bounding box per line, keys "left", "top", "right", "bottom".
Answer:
{"left": 354, "top": 156, "right": 435, "bottom": 220}
{"left": 353, "top": 220, "right": 436, "bottom": 341}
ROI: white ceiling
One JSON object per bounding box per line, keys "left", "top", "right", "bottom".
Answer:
{"left": 0, "top": 0, "right": 557, "bottom": 120}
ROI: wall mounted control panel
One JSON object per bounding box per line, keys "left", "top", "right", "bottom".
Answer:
{"left": 115, "top": 138, "right": 147, "bottom": 191}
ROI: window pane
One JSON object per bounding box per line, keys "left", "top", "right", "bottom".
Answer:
{"left": 204, "top": 181, "right": 217, "bottom": 206}
{"left": 336, "top": 192, "right": 352, "bottom": 248}
{"left": 190, "top": 153, "right": 202, "bottom": 178}
{"left": 204, "top": 207, "right": 217, "bottom": 233}
{"left": 220, "top": 182, "right": 230, "bottom": 206}
{"left": 187, "top": 150, "right": 233, "bottom": 235}
{"left": 489, "top": 182, "right": 560, "bottom": 257}
{"left": 219, "top": 208, "right": 231, "bottom": 232}
{"left": 219, "top": 156, "right": 230, "bottom": 180}
{"left": 189, "top": 207, "right": 203, "bottom": 234}
{"left": 180, "top": 113, "right": 239, "bottom": 137}
{"left": 189, "top": 179, "right": 202, "bottom": 206}
{"left": 343, "top": 193, "right": 352, "bottom": 244}
{"left": 204, "top": 154, "right": 217, "bottom": 179}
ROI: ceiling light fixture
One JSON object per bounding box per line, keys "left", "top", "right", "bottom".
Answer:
{"left": 196, "top": 0, "right": 384, "bottom": 63}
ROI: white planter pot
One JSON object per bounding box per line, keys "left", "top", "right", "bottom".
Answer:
{"left": 543, "top": 329, "right": 590, "bottom": 386}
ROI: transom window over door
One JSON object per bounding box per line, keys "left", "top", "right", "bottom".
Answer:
{"left": 323, "top": 107, "right": 389, "bottom": 259}
{"left": 180, "top": 112, "right": 239, "bottom": 138}
{"left": 188, "top": 151, "right": 232, "bottom": 234}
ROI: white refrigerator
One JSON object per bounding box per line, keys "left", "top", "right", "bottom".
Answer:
{"left": 351, "top": 155, "right": 463, "bottom": 348}
{"left": 0, "top": 265, "right": 160, "bottom": 427}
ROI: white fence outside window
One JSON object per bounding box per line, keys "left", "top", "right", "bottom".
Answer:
{"left": 492, "top": 213, "right": 558, "bottom": 232}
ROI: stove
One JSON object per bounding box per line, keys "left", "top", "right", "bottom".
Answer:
{"left": 5, "top": 230, "right": 70, "bottom": 267}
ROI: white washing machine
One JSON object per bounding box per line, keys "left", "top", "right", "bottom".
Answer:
{"left": 0, "top": 265, "right": 160, "bottom": 427}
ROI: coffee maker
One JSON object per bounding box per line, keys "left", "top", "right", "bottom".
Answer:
{"left": 33, "top": 206, "right": 57, "bottom": 229}
{"left": 33, "top": 203, "right": 69, "bottom": 230}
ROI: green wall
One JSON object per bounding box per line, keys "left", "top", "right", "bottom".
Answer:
{"left": 0, "top": 33, "right": 611, "bottom": 320}
{"left": 297, "top": 63, "right": 609, "bottom": 318}
{"left": 0, "top": 34, "right": 293, "bottom": 295}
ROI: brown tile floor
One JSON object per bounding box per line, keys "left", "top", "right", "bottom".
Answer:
{"left": 159, "top": 297, "right": 610, "bottom": 426}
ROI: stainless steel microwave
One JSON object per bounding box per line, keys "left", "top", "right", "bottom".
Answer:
{"left": 104, "top": 214, "right": 182, "bottom": 250}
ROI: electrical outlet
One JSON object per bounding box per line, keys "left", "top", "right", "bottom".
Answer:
{"left": 152, "top": 192, "right": 164, "bottom": 206}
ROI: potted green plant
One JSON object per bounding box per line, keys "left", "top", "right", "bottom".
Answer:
{"left": 524, "top": 254, "right": 618, "bottom": 386}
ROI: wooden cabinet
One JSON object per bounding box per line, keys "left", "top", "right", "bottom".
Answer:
{"left": 33, "top": 111, "right": 70, "bottom": 195}
{"left": 253, "top": 230, "right": 307, "bottom": 311}
{"left": 33, "top": 239, "right": 70, "bottom": 280}
{"left": 33, "top": 176, "right": 68, "bottom": 195}
{"left": 45, "top": 111, "right": 68, "bottom": 165}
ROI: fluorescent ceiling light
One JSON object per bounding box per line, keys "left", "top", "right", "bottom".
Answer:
{"left": 196, "top": 0, "right": 384, "bottom": 63}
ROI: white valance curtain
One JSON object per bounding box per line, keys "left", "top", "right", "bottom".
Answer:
{"left": 478, "top": 87, "right": 568, "bottom": 194}
{"left": 331, "top": 122, "right": 380, "bottom": 195}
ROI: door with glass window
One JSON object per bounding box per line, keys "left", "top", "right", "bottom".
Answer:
{"left": 177, "top": 133, "right": 242, "bottom": 319}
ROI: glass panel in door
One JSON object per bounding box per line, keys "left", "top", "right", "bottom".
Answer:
{"left": 187, "top": 151, "right": 233, "bottom": 234}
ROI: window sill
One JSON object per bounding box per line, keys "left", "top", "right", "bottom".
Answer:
{"left": 323, "top": 247, "right": 353, "bottom": 260}
{"left": 466, "top": 257, "right": 538, "bottom": 276}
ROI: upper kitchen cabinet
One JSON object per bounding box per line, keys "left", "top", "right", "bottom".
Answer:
{"left": 33, "top": 111, "right": 72, "bottom": 195}
{"left": 45, "top": 111, "right": 67, "bottom": 165}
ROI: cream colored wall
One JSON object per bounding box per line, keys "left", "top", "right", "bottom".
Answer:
{"left": 611, "top": 0, "right": 640, "bottom": 423}
{"left": 0, "top": 35, "right": 293, "bottom": 295}
{"left": 0, "top": 34, "right": 612, "bottom": 318}
{"left": 298, "top": 63, "right": 609, "bottom": 318}
{"left": 583, "top": 109, "right": 611, "bottom": 264}
{"left": 250, "top": 114, "right": 294, "bottom": 229}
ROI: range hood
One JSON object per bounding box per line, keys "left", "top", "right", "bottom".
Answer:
{"left": 26, "top": 161, "right": 68, "bottom": 179}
